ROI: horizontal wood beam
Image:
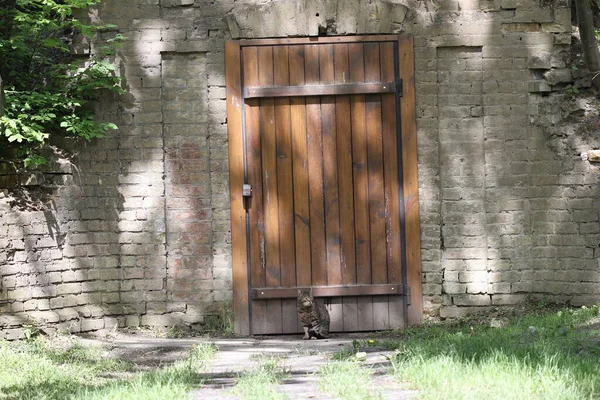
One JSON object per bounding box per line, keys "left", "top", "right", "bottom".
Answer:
{"left": 251, "top": 284, "right": 404, "bottom": 299}
{"left": 239, "top": 35, "right": 399, "bottom": 46}
{"left": 243, "top": 82, "right": 396, "bottom": 99}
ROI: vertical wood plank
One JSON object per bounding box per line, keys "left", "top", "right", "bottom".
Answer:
{"left": 320, "top": 44, "right": 343, "bottom": 329}
{"left": 399, "top": 34, "right": 422, "bottom": 326}
{"left": 281, "top": 299, "right": 299, "bottom": 333}
{"left": 349, "top": 43, "right": 373, "bottom": 331}
{"left": 252, "top": 300, "right": 267, "bottom": 334}
{"left": 364, "top": 43, "right": 387, "bottom": 285}
{"left": 320, "top": 44, "right": 342, "bottom": 288}
{"left": 373, "top": 295, "right": 390, "bottom": 330}
{"left": 328, "top": 297, "right": 344, "bottom": 332}
{"left": 226, "top": 41, "right": 249, "bottom": 335}
{"left": 365, "top": 42, "right": 389, "bottom": 327}
{"left": 258, "top": 45, "right": 283, "bottom": 334}
{"left": 380, "top": 42, "right": 402, "bottom": 285}
{"left": 357, "top": 296, "right": 375, "bottom": 331}
{"left": 274, "top": 45, "right": 296, "bottom": 291}
{"left": 388, "top": 295, "right": 405, "bottom": 329}
{"left": 289, "top": 45, "right": 311, "bottom": 288}
{"left": 334, "top": 44, "right": 356, "bottom": 286}
{"left": 335, "top": 43, "right": 358, "bottom": 332}
{"left": 349, "top": 43, "right": 371, "bottom": 285}
{"left": 305, "top": 44, "right": 327, "bottom": 287}
{"left": 381, "top": 42, "right": 405, "bottom": 329}
{"left": 243, "top": 46, "right": 267, "bottom": 334}
{"left": 342, "top": 297, "right": 359, "bottom": 331}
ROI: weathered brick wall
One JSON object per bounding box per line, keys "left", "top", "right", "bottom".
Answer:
{"left": 1, "top": 0, "right": 599, "bottom": 338}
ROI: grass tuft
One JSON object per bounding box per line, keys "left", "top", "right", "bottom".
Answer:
{"left": 386, "top": 305, "right": 600, "bottom": 400}
{"left": 232, "top": 357, "right": 288, "bottom": 400}
{"left": 319, "top": 361, "right": 382, "bottom": 400}
{"left": 0, "top": 339, "right": 217, "bottom": 400}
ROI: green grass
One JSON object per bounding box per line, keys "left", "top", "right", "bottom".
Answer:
{"left": 319, "top": 360, "right": 382, "bottom": 400}
{"left": 232, "top": 357, "right": 288, "bottom": 400}
{"left": 383, "top": 305, "right": 600, "bottom": 400}
{"left": 0, "top": 338, "right": 217, "bottom": 400}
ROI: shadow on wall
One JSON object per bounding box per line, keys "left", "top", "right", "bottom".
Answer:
{"left": 0, "top": 120, "right": 126, "bottom": 338}
{"left": 426, "top": 0, "right": 600, "bottom": 317}
{"left": 0, "top": 0, "right": 237, "bottom": 339}
{"left": 1, "top": 0, "right": 598, "bottom": 339}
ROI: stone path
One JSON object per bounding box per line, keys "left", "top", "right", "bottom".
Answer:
{"left": 81, "top": 334, "right": 418, "bottom": 399}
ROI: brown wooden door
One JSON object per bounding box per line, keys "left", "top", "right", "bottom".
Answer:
{"left": 226, "top": 35, "right": 422, "bottom": 335}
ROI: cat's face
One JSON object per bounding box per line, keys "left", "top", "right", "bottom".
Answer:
{"left": 298, "top": 292, "right": 313, "bottom": 307}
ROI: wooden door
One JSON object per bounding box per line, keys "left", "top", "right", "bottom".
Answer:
{"left": 226, "top": 35, "right": 421, "bottom": 335}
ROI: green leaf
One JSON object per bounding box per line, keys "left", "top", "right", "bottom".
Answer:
{"left": 0, "top": 0, "right": 121, "bottom": 164}
{"left": 24, "top": 154, "right": 47, "bottom": 168}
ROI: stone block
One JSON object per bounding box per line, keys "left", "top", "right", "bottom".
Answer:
{"left": 56, "top": 283, "right": 82, "bottom": 295}
{"left": 526, "top": 52, "right": 552, "bottom": 69}
{"left": 528, "top": 80, "right": 552, "bottom": 93}
{"left": 125, "top": 316, "right": 141, "bottom": 327}
{"left": 141, "top": 314, "right": 180, "bottom": 326}
{"left": 553, "top": 34, "right": 571, "bottom": 45}
{"left": 543, "top": 68, "right": 572, "bottom": 85}
{"left": 440, "top": 306, "right": 491, "bottom": 319}
{"left": 0, "top": 315, "right": 22, "bottom": 327}
{"left": 442, "top": 282, "right": 467, "bottom": 294}
{"left": 570, "top": 295, "right": 600, "bottom": 306}
{"left": 490, "top": 282, "right": 512, "bottom": 294}
{"left": 213, "top": 290, "right": 231, "bottom": 302}
{"left": 587, "top": 150, "right": 600, "bottom": 162}
{"left": 466, "top": 282, "right": 489, "bottom": 294}
{"left": 541, "top": 22, "right": 567, "bottom": 33}
{"left": 452, "top": 295, "right": 492, "bottom": 306}
{"left": 81, "top": 318, "right": 105, "bottom": 332}
{"left": 56, "top": 308, "right": 80, "bottom": 321}
{"left": 501, "top": 23, "right": 540, "bottom": 33}
{"left": 515, "top": 9, "right": 553, "bottom": 23}
{"left": 492, "top": 294, "right": 528, "bottom": 305}
{"left": 3, "top": 328, "right": 25, "bottom": 340}
{"left": 26, "top": 311, "right": 59, "bottom": 324}
{"left": 102, "top": 292, "right": 121, "bottom": 304}
{"left": 422, "top": 283, "right": 442, "bottom": 295}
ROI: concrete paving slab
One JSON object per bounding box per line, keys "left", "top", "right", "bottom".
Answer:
{"left": 79, "top": 333, "right": 417, "bottom": 399}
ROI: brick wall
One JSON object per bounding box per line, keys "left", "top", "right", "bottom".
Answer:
{"left": 1, "top": 0, "right": 599, "bottom": 337}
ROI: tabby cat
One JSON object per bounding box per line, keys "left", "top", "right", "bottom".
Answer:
{"left": 297, "top": 290, "right": 330, "bottom": 340}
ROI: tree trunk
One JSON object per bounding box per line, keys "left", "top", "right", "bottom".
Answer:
{"left": 0, "top": 0, "right": 17, "bottom": 98}
{"left": 0, "top": 75, "right": 4, "bottom": 117}
{"left": 576, "top": 0, "right": 600, "bottom": 90}
{"left": 0, "top": 0, "right": 17, "bottom": 40}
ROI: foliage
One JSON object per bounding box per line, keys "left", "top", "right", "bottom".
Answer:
{"left": 0, "top": 0, "right": 123, "bottom": 167}
{"left": 202, "top": 302, "right": 235, "bottom": 335}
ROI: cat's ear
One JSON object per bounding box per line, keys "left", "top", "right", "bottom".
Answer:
{"left": 309, "top": 286, "right": 313, "bottom": 296}
{"left": 297, "top": 289, "right": 302, "bottom": 296}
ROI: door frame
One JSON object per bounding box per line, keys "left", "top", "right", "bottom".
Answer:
{"left": 225, "top": 34, "right": 421, "bottom": 335}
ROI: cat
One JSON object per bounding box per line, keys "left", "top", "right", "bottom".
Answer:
{"left": 297, "top": 289, "right": 330, "bottom": 340}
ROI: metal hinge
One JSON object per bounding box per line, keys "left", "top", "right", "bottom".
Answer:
{"left": 396, "top": 78, "right": 403, "bottom": 97}
{"left": 405, "top": 285, "right": 411, "bottom": 305}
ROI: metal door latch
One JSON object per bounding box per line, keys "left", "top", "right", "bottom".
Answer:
{"left": 242, "top": 184, "right": 252, "bottom": 197}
